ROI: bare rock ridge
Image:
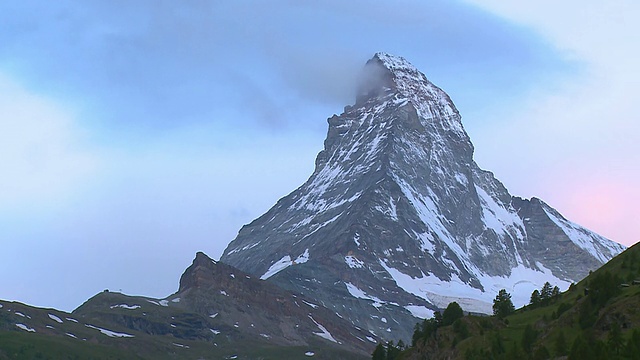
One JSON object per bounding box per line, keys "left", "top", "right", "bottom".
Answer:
{"left": 220, "top": 53, "right": 625, "bottom": 341}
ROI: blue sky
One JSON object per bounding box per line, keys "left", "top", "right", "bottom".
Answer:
{"left": 1, "top": 1, "right": 638, "bottom": 312}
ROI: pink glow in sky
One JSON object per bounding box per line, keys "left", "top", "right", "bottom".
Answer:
{"left": 558, "top": 176, "right": 638, "bottom": 247}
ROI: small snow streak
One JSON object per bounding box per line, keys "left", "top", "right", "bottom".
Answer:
{"left": 345, "top": 255, "right": 364, "bottom": 269}
{"left": 308, "top": 316, "right": 338, "bottom": 343}
{"left": 15, "top": 323, "right": 35, "bottom": 332}
{"left": 85, "top": 324, "right": 135, "bottom": 338}
{"left": 110, "top": 304, "right": 141, "bottom": 310}
{"left": 48, "top": 314, "right": 64, "bottom": 323}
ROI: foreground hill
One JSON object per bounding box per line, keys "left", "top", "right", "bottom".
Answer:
{"left": 398, "top": 241, "right": 640, "bottom": 360}
{"left": 0, "top": 252, "right": 372, "bottom": 359}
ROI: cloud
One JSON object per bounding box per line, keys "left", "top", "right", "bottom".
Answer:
{"left": 0, "top": 72, "right": 99, "bottom": 209}
{"left": 0, "top": 1, "right": 568, "bottom": 134}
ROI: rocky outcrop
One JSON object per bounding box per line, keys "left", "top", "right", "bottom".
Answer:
{"left": 175, "top": 252, "right": 376, "bottom": 353}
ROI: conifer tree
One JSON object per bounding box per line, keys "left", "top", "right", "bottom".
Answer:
{"left": 554, "top": 331, "right": 567, "bottom": 356}
{"left": 385, "top": 341, "right": 400, "bottom": 360}
{"left": 541, "top": 282, "right": 553, "bottom": 304}
{"left": 521, "top": 324, "right": 538, "bottom": 353}
{"left": 529, "top": 289, "right": 541, "bottom": 307}
{"left": 493, "top": 289, "right": 515, "bottom": 318}
{"left": 442, "top": 301, "right": 464, "bottom": 326}
{"left": 608, "top": 322, "right": 624, "bottom": 355}
{"left": 372, "top": 343, "right": 386, "bottom": 360}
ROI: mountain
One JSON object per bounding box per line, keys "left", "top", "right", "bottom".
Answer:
{"left": 399, "top": 242, "right": 640, "bottom": 360}
{"left": 0, "top": 52, "right": 625, "bottom": 358}
{"left": 0, "top": 252, "right": 373, "bottom": 359}
{"left": 220, "top": 52, "right": 625, "bottom": 341}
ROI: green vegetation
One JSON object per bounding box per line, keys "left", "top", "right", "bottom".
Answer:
{"left": 529, "top": 282, "right": 561, "bottom": 308}
{"left": 0, "top": 328, "right": 367, "bottom": 360}
{"left": 381, "top": 242, "right": 640, "bottom": 360}
{"left": 0, "top": 293, "right": 370, "bottom": 360}
{"left": 371, "top": 340, "right": 405, "bottom": 360}
{"left": 442, "top": 302, "right": 464, "bottom": 327}
{"left": 492, "top": 289, "right": 515, "bottom": 318}
{"left": 0, "top": 331, "right": 144, "bottom": 360}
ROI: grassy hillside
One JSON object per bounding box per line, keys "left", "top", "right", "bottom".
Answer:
{"left": 0, "top": 292, "right": 367, "bottom": 360}
{"left": 396, "top": 242, "right": 640, "bottom": 360}
{"left": 0, "top": 331, "right": 144, "bottom": 360}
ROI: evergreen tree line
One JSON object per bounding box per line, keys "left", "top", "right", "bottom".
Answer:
{"left": 465, "top": 327, "right": 640, "bottom": 360}
{"left": 578, "top": 270, "right": 623, "bottom": 330}
{"left": 528, "top": 281, "right": 561, "bottom": 308}
{"left": 410, "top": 301, "right": 465, "bottom": 347}
{"left": 371, "top": 340, "right": 406, "bottom": 360}
{"left": 372, "top": 290, "right": 516, "bottom": 358}
{"left": 586, "top": 270, "right": 622, "bottom": 307}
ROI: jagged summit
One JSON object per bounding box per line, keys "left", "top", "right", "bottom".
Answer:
{"left": 221, "top": 53, "right": 624, "bottom": 341}
{"left": 356, "top": 52, "right": 463, "bottom": 134}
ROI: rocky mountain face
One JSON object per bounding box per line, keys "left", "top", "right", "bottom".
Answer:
{"left": 221, "top": 53, "right": 625, "bottom": 341}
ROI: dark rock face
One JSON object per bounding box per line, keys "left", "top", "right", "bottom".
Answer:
{"left": 174, "top": 252, "right": 377, "bottom": 353}
{"left": 220, "top": 53, "right": 625, "bottom": 340}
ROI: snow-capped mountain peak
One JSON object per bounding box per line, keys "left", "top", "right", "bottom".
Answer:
{"left": 221, "top": 53, "right": 624, "bottom": 341}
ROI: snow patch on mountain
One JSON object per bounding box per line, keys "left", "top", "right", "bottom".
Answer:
{"left": 404, "top": 305, "right": 435, "bottom": 319}
{"left": 395, "top": 176, "right": 456, "bottom": 256}
{"left": 309, "top": 316, "right": 338, "bottom": 343}
{"left": 345, "top": 282, "right": 385, "bottom": 307}
{"left": 302, "top": 300, "right": 319, "bottom": 309}
{"left": 380, "top": 259, "right": 570, "bottom": 313}
{"left": 345, "top": 255, "right": 364, "bottom": 269}
{"left": 260, "top": 249, "right": 310, "bottom": 280}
